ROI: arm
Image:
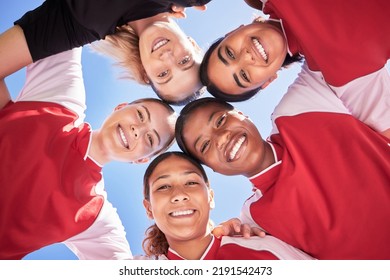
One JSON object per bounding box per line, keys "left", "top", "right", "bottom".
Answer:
{"left": 0, "top": 25, "right": 32, "bottom": 80}
{"left": 63, "top": 187, "right": 133, "bottom": 260}
{"left": 0, "top": 80, "right": 11, "bottom": 110}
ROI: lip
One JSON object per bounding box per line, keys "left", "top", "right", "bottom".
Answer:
{"left": 169, "top": 209, "right": 196, "bottom": 218}
{"left": 151, "top": 37, "right": 169, "bottom": 53}
{"left": 117, "top": 125, "right": 130, "bottom": 149}
{"left": 224, "top": 133, "right": 247, "bottom": 162}
{"left": 251, "top": 37, "right": 268, "bottom": 63}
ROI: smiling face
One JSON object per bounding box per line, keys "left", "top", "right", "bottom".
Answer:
{"left": 144, "top": 155, "right": 213, "bottom": 243}
{"left": 181, "top": 102, "right": 266, "bottom": 177}
{"left": 97, "top": 99, "right": 175, "bottom": 163}
{"left": 139, "top": 20, "right": 203, "bottom": 104}
{"left": 208, "top": 21, "right": 287, "bottom": 95}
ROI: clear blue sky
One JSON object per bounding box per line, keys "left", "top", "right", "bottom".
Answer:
{"left": 1, "top": 1, "right": 301, "bottom": 259}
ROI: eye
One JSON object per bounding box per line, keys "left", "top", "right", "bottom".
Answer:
{"left": 186, "top": 181, "right": 199, "bottom": 186}
{"left": 240, "top": 70, "right": 250, "bottom": 83}
{"left": 216, "top": 114, "right": 227, "bottom": 128}
{"left": 226, "top": 47, "right": 235, "bottom": 59}
{"left": 137, "top": 110, "right": 144, "bottom": 122}
{"left": 179, "top": 56, "right": 191, "bottom": 65}
{"left": 157, "top": 70, "right": 169, "bottom": 78}
{"left": 157, "top": 184, "right": 170, "bottom": 191}
{"left": 147, "top": 134, "right": 154, "bottom": 147}
{"left": 200, "top": 140, "right": 210, "bottom": 154}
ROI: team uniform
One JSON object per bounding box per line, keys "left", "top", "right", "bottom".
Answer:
{"left": 259, "top": 0, "right": 390, "bottom": 134}
{"left": 157, "top": 235, "right": 314, "bottom": 260}
{"left": 14, "top": 0, "right": 212, "bottom": 62}
{"left": 241, "top": 77, "right": 390, "bottom": 259}
{"left": 0, "top": 48, "right": 131, "bottom": 260}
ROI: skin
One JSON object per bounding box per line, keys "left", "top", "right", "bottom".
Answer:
{"left": 135, "top": 16, "right": 203, "bottom": 103}
{"left": 208, "top": 21, "right": 287, "bottom": 95}
{"left": 0, "top": 6, "right": 207, "bottom": 103}
{"left": 181, "top": 103, "right": 275, "bottom": 177}
{"left": 143, "top": 155, "right": 214, "bottom": 259}
{"left": 89, "top": 100, "right": 174, "bottom": 165}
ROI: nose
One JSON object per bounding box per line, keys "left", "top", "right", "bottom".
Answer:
{"left": 215, "top": 130, "right": 230, "bottom": 150}
{"left": 171, "top": 187, "right": 189, "bottom": 203}
{"left": 130, "top": 125, "right": 140, "bottom": 139}
{"left": 160, "top": 49, "right": 175, "bottom": 64}
{"left": 239, "top": 48, "right": 255, "bottom": 65}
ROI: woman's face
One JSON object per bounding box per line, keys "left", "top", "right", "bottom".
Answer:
{"left": 139, "top": 21, "right": 203, "bottom": 103}
{"left": 181, "top": 103, "right": 265, "bottom": 177}
{"left": 208, "top": 21, "right": 287, "bottom": 95}
{"left": 144, "top": 155, "right": 213, "bottom": 243}
{"left": 98, "top": 100, "right": 174, "bottom": 163}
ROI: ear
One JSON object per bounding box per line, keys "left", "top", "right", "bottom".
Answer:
{"left": 114, "top": 102, "right": 129, "bottom": 111}
{"left": 208, "top": 189, "right": 215, "bottom": 209}
{"left": 187, "top": 36, "right": 202, "bottom": 54}
{"left": 142, "top": 71, "right": 150, "bottom": 84}
{"left": 143, "top": 199, "right": 154, "bottom": 219}
{"left": 170, "top": 5, "right": 187, "bottom": 19}
{"left": 135, "top": 157, "right": 150, "bottom": 164}
{"left": 260, "top": 74, "right": 278, "bottom": 89}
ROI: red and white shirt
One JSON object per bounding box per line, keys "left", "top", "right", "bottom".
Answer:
{"left": 261, "top": 0, "right": 390, "bottom": 134}
{"left": 161, "top": 235, "right": 314, "bottom": 260}
{"left": 0, "top": 48, "right": 131, "bottom": 260}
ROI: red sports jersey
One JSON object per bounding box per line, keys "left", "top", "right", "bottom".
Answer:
{"left": 245, "top": 112, "right": 390, "bottom": 259}
{"left": 165, "top": 235, "right": 313, "bottom": 260}
{"left": 0, "top": 101, "right": 103, "bottom": 259}
{"left": 263, "top": 0, "right": 390, "bottom": 86}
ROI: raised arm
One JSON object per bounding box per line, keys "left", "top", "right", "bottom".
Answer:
{"left": 0, "top": 25, "right": 32, "bottom": 80}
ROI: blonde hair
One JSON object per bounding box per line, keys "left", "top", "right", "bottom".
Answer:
{"left": 91, "top": 24, "right": 147, "bottom": 85}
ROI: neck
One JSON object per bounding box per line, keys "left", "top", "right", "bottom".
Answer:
{"left": 128, "top": 12, "right": 172, "bottom": 35}
{"left": 88, "top": 130, "right": 108, "bottom": 166}
{"left": 246, "top": 140, "right": 275, "bottom": 178}
{"left": 168, "top": 233, "right": 213, "bottom": 260}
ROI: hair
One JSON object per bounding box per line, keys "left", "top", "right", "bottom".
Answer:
{"left": 175, "top": 97, "right": 234, "bottom": 158}
{"left": 142, "top": 151, "right": 209, "bottom": 257}
{"left": 92, "top": 23, "right": 206, "bottom": 106}
{"left": 130, "top": 98, "right": 177, "bottom": 156}
{"left": 199, "top": 20, "right": 303, "bottom": 102}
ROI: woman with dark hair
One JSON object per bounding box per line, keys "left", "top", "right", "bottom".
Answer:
{"left": 140, "top": 151, "right": 314, "bottom": 260}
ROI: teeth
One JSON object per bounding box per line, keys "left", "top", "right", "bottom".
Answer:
{"left": 152, "top": 39, "right": 169, "bottom": 52}
{"left": 171, "top": 210, "right": 194, "bottom": 217}
{"left": 119, "top": 127, "right": 129, "bottom": 148}
{"left": 229, "top": 135, "right": 245, "bottom": 161}
{"left": 252, "top": 38, "right": 268, "bottom": 62}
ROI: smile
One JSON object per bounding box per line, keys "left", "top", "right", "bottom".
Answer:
{"left": 152, "top": 38, "right": 169, "bottom": 52}
{"left": 170, "top": 209, "right": 195, "bottom": 217}
{"left": 118, "top": 126, "right": 129, "bottom": 149}
{"left": 252, "top": 38, "right": 268, "bottom": 62}
{"left": 227, "top": 134, "right": 246, "bottom": 162}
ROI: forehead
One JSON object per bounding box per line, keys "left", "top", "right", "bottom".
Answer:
{"left": 152, "top": 64, "right": 203, "bottom": 103}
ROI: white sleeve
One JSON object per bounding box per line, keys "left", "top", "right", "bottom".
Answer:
{"left": 16, "top": 47, "right": 86, "bottom": 126}
{"left": 270, "top": 62, "right": 350, "bottom": 135}
{"left": 329, "top": 65, "right": 390, "bottom": 133}
{"left": 63, "top": 181, "right": 133, "bottom": 260}
{"left": 239, "top": 190, "right": 265, "bottom": 231}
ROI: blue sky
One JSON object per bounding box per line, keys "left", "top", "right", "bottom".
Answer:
{"left": 1, "top": 1, "right": 302, "bottom": 259}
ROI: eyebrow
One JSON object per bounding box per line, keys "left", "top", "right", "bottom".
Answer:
{"left": 155, "top": 60, "right": 195, "bottom": 85}
{"left": 152, "top": 171, "right": 201, "bottom": 185}
{"left": 217, "top": 46, "right": 246, "bottom": 89}
{"left": 143, "top": 105, "right": 161, "bottom": 146}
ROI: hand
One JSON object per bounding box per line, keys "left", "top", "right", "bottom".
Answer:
{"left": 212, "top": 218, "right": 266, "bottom": 239}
